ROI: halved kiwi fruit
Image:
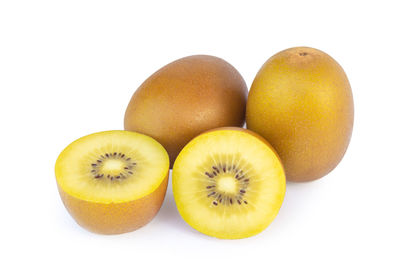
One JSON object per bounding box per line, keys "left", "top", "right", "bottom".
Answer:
{"left": 55, "top": 130, "right": 169, "bottom": 234}
{"left": 172, "top": 127, "right": 286, "bottom": 239}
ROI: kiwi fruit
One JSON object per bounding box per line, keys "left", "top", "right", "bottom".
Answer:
{"left": 124, "top": 55, "right": 248, "bottom": 167}
{"left": 55, "top": 130, "right": 169, "bottom": 234}
{"left": 172, "top": 127, "right": 286, "bottom": 239}
{"left": 246, "top": 47, "right": 354, "bottom": 182}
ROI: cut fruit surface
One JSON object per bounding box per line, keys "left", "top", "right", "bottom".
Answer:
{"left": 55, "top": 130, "right": 169, "bottom": 234}
{"left": 172, "top": 127, "right": 285, "bottom": 239}
{"left": 56, "top": 130, "right": 169, "bottom": 203}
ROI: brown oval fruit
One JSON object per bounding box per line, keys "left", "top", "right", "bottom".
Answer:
{"left": 124, "top": 55, "right": 248, "bottom": 166}
{"left": 246, "top": 47, "right": 354, "bottom": 182}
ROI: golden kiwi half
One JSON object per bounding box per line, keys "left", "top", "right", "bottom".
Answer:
{"left": 55, "top": 130, "right": 169, "bottom": 234}
{"left": 172, "top": 127, "right": 286, "bottom": 239}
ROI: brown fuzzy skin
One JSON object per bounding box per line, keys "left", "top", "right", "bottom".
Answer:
{"left": 58, "top": 174, "right": 168, "bottom": 235}
{"left": 246, "top": 47, "right": 354, "bottom": 182}
{"left": 124, "top": 55, "right": 248, "bottom": 167}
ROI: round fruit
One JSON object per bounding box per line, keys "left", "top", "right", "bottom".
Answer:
{"left": 55, "top": 130, "right": 169, "bottom": 234}
{"left": 172, "top": 127, "right": 286, "bottom": 239}
{"left": 124, "top": 55, "right": 248, "bottom": 167}
{"left": 246, "top": 47, "right": 354, "bottom": 182}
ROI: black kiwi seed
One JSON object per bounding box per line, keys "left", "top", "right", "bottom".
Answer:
{"left": 212, "top": 166, "right": 220, "bottom": 173}
{"left": 213, "top": 201, "right": 218, "bottom": 206}
{"left": 205, "top": 172, "right": 214, "bottom": 178}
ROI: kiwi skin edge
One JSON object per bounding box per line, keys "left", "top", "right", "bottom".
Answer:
{"left": 57, "top": 173, "right": 168, "bottom": 235}
{"left": 200, "top": 126, "right": 286, "bottom": 172}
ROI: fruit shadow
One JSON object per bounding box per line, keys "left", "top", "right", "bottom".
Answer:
{"left": 154, "top": 171, "right": 188, "bottom": 228}
{"left": 273, "top": 180, "right": 323, "bottom": 229}
{"left": 155, "top": 171, "right": 212, "bottom": 238}
{"left": 156, "top": 181, "right": 180, "bottom": 223}
{"left": 155, "top": 172, "right": 323, "bottom": 240}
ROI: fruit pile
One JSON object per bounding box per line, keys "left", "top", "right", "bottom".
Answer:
{"left": 55, "top": 47, "right": 354, "bottom": 239}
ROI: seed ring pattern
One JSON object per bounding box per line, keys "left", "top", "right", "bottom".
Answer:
{"left": 90, "top": 152, "right": 136, "bottom": 181}
{"left": 204, "top": 163, "right": 250, "bottom": 207}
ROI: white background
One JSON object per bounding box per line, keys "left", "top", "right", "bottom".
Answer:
{"left": 1, "top": 0, "right": 399, "bottom": 269}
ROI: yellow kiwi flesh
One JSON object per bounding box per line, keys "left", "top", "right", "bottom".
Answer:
{"left": 172, "top": 128, "right": 286, "bottom": 239}
{"left": 246, "top": 47, "right": 354, "bottom": 182}
{"left": 124, "top": 55, "right": 248, "bottom": 167}
{"left": 55, "top": 130, "right": 169, "bottom": 234}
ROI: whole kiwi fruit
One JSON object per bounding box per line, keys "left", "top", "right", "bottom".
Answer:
{"left": 246, "top": 47, "right": 354, "bottom": 182}
{"left": 124, "top": 55, "right": 248, "bottom": 166}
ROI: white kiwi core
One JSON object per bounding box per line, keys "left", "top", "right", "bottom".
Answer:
{"left": 217, "top": 176, "right": 237, "bottom": 194}
{"left": 102, "top": 159, "right": 125, "bottom": 175}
